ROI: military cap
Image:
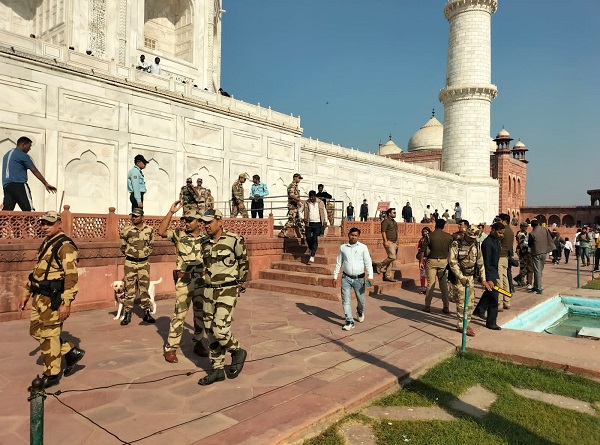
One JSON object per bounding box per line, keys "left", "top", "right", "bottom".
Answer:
{"left": 134, "top": 154, "right": 149, "bottom": 164}
{"left": 39, "top": 211, "right": 61, "bottom": 223}
{"left": 186, "top": 177, "right": 192, "bottom": 182}
{"left": 130, "top": 208, "right": 144, "bottom": 217}
{"left": 239, "top": 173, "right": 250, "bottom": 179}
{"left": 183, "top": 208, "right": 202, "bottom": 219}
{"left": 200, "top": 209, "right": 223, "bottom": 222}
{"left": 465, "top": 225, "right": 481, "bottom": 239}
{"left": 293, "top": 173, "right": 303, "bottom": 179}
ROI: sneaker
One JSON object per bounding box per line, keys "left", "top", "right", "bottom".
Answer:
{"left": 357, "top": 311, "right": 364, "bottom": 323}
{"left": 308, "top": 256, "right": 315, "bottom": 263}
{"left": 527, "top": 284, "right": 533, "bottom": 290}
{"left": 342, "top": 321, "right": 355, "bottom": 331}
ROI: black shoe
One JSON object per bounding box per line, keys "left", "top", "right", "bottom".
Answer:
{"left": 193, "top": 341, "right": 209, "bottom": 357}
{"left": 486, "top": 324, "right": 502, "bottom": 330}
{"left": 64, "top": 347, "right": 85, "bottom": 376}
{"left": 226, "top": 348, "right": 247, "bottom": 379}
{"left": 40, "top": 374, "right": 61, "bottom": 389}
{"left": 198, "top": 368, "right": 225, "bottom": 386}
{"left": 120, "top": 311, "right": 132, "bottom": 326}
{"left": 143, "top": 310, "right": 156, "bottom": 324}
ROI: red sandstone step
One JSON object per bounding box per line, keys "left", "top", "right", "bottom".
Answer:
{"left": 271, "top": 261, "right": 335, "bottom": 275}
{"left": 247, "top": 279, "right": 340, "bottom": 301}
{"left": 284, "top": 245, "right": 341, "bottom": 255}
{"left": 282, "top": 253, "right": 335, "bottom": 265}
{"left": 259, "top": 269, "right": 337, "bottom": 287}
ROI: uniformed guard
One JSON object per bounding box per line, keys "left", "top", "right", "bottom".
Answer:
{"left": 278, "top": 173, "right": 304, "bottom": 238}
{"left": 197, "top": 209, "right": 249, "bottom": 386}
{"left": 195, "top": 178, "right": 207, "bottom": 214}
{"left": 127, "top": 154, "right": 148, "bottom": 212}
{"left": 448, "top": 225, "right": 492, "bottom": 336}
{"left": 179, "top": 177, "right": 201, "bottom": 213}
{"left": 205, "top": 189, "right": 214, "bottom": 210}
{"left": 119, "top": 208, "right": 155, "bottom": 326}
{"left": 158, "top": 202, "right": 208, "bottom": 363}
{"left": 231, "top": 173, "right": 249, "bottom": 218}
{"left": 514, "top": 223, "right": 533, "bottom": 289}
{"left": 19, "top": 211, "right": 85, "bottom": 388}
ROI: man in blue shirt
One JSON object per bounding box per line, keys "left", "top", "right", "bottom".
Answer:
{"left": 2, "top": 136, "right": 57, "bottom": 211}
{"left": 250, "top": 174, "right": 269, "bottom": 218}
{"left": 127, "top": 154, "right": 148, "bottom": 212}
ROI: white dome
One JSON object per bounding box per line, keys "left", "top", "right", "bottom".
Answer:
{"left": 407, "top": 116, "right": 443, "bottom": 152}
{"left": 378, "top": 139, "right": 403, "bottom": 156}
{"left": 514, "top": 139, "right": 526, "bottom": 149}
{"left": 496, "top": 128, "right": 510, "bottom": 138}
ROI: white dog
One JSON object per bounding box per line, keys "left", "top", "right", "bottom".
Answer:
{"left": 111, "top": 277, "right": 162, "bottom": 320}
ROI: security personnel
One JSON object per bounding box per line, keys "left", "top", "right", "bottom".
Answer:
{"left": 278, "top": 173, "right": 304, "bottom": 238}
{"left": 497, "top": 213, "right": 514, "bottom": 310}
{"left": 19, "top": 211, "right": 85, "bottom": 388}
{"left": 179, "top": 177, "right": 201, "bottom": 213}
{"left": 452, "top": 219, "right": 469, "bottom": 242}
{"left": 377, "top": 208, "right": 399, "bottom": 282}
{"left": 127, "top": 154, "right": 148, "bottom": 212}
{"left": 205, "top": 189, "right": 214, "bottom": 210}
{"left": 119, "top": 208, "right": 155, "bottom": 326}
{"left": 194, "top": 178, "right": 207, "bottom": 214}
{"left": 198, "top": 209, "right": 249, "bottom": 386}
{"left": 158, "top": 202, "right": 208, "bottom": 363}
{"left": 449, "top": 225, "right": 492, "bottom": 336}
{"left": 514, "top": 223, "right": 533, "bottom": 288}
{"left": 231, "top": 173, "right": 249, "bottom": 218}
{"left": 420, "top": 218, "right": 453, "bottom": 313}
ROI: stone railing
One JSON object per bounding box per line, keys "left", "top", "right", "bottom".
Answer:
{"left": 0, "top": 207, "right": 275, "bottom": 243}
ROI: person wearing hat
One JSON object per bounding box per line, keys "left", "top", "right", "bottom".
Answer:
{"left": 179, "top": 177, "right": 201, "bottom": 213}
{"left": 514, "top": 222, "right": 533, "bottom": 289}
{"left": 194, "top": 178, "right": 207, "bottom": 214}
{"left": 278, "top": 173, "right": 304, "bottom": 238}
{"left": 250, "top": 174, "right": 269, "bottom": 219}
{"left": 19, "top": 211, "right": 85, "bottom": 388}
{"left": 197, "top": 209, "right": 249, "bottom": 385}
{"left": 448, "top": 224, "right": 492, "bottom": 336}
{"left": 119, "top": 207, "right": 155, "bottom": 325}
{"left": 205, "top": 188, "right": 214, "bottom": 210}
{"left": 127, "top": 154, "right": 149, "bottom": 212}
{"left": 231, "top": 173, "right": 249, "bottom": 218}
{"left": 158, "top": 201, "right": 208, "bottom": 363}
{"left": 2, "top": 136, "right": 57, "bottom": 211}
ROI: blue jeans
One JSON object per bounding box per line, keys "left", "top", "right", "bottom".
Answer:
{"left": 341, "top": 274, "right": 365, "bottom": 322}
{"left": 580, "top": 246, "right": 590, "bottom": 264}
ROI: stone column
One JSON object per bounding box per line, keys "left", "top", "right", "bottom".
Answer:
{"left": 439, "top": 0, "right": 498, "bottom": 178}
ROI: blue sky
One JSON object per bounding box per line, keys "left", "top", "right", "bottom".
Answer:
{"left": 221, "top": 0, "right": 600, "bottom": 206}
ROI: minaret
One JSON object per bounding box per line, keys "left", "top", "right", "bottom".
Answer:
{"left": 439, "top": 0, "right": 498, "bottom": 177}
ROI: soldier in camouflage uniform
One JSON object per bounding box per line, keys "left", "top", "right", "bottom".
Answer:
{"left": 278, "top": 173, "right": 304, "bottom": 238}
{"left": 197, "top": 209, "right": 249, "bottom": 386}
{"left": 19, "top": 211, "right": 85, "bottom": 388}
{"left": 514, "top": 223, "right": 533, "bottom": 289}
{"left": 448, "top": 225, "right": 493, "bottom": 336}
{"left": 158, "top": 202, "right": 208, "bottom": 363}
{"left": 194, "top": 178, "right": 207, "bottom": 214}
{"left": 205, "top": 189, "right": 214, "bottom": 210}
{"left": 231, "top": 173, "right": 249, "bottom": 218}
{"left": 119, "top": 207, "right": 155, "bottom": 326}
{"left": 179, "top": 177, "right": 201, "bottom": 213}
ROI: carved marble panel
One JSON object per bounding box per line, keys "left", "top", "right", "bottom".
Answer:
{"left": 0, "top": 74, "right": 46, "bottom": 117}
{"left": 230, "top": 129, "right": 261, "bottom": 154}
{"left": 184, "top": 118, "right": 223, "bottom": 150}
{"left": 59, "top": 89, "right": 119, "bottom": 130}
{"left": 129, "top": 107, "right": 177, "bottom": 141}
{"left": 267, "top": 138, "right": 294, "bottom": 162}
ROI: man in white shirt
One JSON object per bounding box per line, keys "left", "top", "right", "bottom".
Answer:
{"left": 303, "top": 190, "right": 327, "bottom": 263}
{"left": 149, "top": 57, "right": 161, "bottom": 75}
{"left": 333, "top": 228, "right": 374, "bottom": 331}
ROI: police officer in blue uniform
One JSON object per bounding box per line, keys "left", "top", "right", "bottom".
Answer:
{"left": 128, "top": 154, "right": 148, "bottom": 212}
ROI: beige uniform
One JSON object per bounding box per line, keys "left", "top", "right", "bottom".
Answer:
{"left": 282, "top": 182, "right": 304, "bottom": 236}
{"left": 231, "top": 180, "right": 248, "bottom": 218}
{"left": 119, "top": 224, "right": 154, "bottom": 312}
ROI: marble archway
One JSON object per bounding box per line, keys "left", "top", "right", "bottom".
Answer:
{"left": 144, "top": 0, "right": 193, "bottom": 62}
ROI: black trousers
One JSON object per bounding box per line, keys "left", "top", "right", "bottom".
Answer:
{"left": 251, "top": 199, "right": 264, "bottom": 218}
{"left": 2, "top": 182, "right": 34, "bottom": 211}
{"left": 305, "top": 222, "right": 322, "bottom": 257}
{"left": 564, "top": 249, "right": 570, "bottom": 264}
{"left": 360, "top": 215, "right": 368, "bottom": 222}
{"left": 595, "top": 248, "right": 600, "bottom": 270}
{"left": 474, "top": 288, "right": 499, "bottom": 327}
{"left": 130, "top": 192, "right": 144, "bottom": 212}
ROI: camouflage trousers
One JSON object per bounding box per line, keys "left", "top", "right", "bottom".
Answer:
{"left": 165, "top": 276, "right": 205, "bottom": 352}
{"left": 282, "top": 205, "right": 305, "bottom": 236}
{"left": 123, "top": 260, "right": 152, "bottom": 312}
{"left": 231, "top": 200, "right": 248, "bottom": 218}
{"left": 326, "top": 202, "right": 335, "bottom": 226}
{"left": 515, "top": 254, "right": 533, "bottom": 286}
{"left": 202, "top": 286, "right": 240, "bottom": 370}
{"left": 30, "top": 294, "right": 74, "bottom": 376}
{"left": 450, "top": 276, "right": 478, "bottom": 330}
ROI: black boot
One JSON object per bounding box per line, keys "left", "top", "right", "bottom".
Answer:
{"left": 198, "top": 368, "right": 225, "bottom": 386}
{"left": 64, "top": 347, "right": 85, "bottom": 376}
{"left": 40, "top": 374, "right": 61, "bottom": 389}
{"left": 227, "top": 348, "right": 247, "bottom": 379}
{"left": 143, "top": 310, "right": 156, "bottom": 323}
{"left": 120, "top": 311, "right": 132, "bottom": 326}
{"left": 193, "top": 341, "right": 209, "bottom": 357}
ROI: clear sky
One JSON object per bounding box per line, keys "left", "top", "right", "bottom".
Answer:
{"left": 220, "top": 0, "right": 600, "bottom": 206}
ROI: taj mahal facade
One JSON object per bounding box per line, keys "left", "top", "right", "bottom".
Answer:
{"left": 0, "top": 0, "right": 521, "bottom": 224}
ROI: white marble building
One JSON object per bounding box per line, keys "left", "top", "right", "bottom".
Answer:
{"left": 0, "top": 0, "right": 499, "bottom": 223}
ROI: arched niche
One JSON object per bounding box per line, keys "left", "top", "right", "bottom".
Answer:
{"left": 64, "top": 151, "right": 111, "bottom": 213}
{"left": 142, "top": 160, "right": 170, "bottom": 216}
{"left": 548, "top": 215, "right": 560, "bottom": 227}
{"left": 535, "top": 214, "right": 547, "bottom": 224}
{"left": 144, "top": 0, "right": 193, "bottom": 63}
{"left": 562, "top": 215, "right": 575, "bottom": 227}
{"left": 0, "top": 0, "right": 66, "bottom": 43}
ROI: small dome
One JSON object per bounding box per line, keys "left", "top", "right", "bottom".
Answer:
{"left": 513, "top": 139, "right": 526, "bottom": 149}
{"left": 407, "top": 116, "right": 443, "bottom": 152}
{"left": 495, "top": 128, "right": 510, "bottom": 139}
{"left": 378, "top": 139, "right": 402, "bottom": 156}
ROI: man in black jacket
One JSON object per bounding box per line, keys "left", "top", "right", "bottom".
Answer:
{"left": 401, "top": 202, "right": 413, "bottom": 223}
{"left": 359, "top": 199, "right": 369, "bottom": 221}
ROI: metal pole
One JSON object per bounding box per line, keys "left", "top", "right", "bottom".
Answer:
{"left": 577, "top": 252, "right": 580, "bottom": 288}
{"left": 28, "top": 376, "right": 46, "bottom": 445}
{"left": 461, "top": 282, "right": 470, "bottom": 352}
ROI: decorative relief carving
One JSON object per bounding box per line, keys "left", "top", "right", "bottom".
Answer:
{"left": 184, "top": 119, "right": 223, "bottom": 150}
{"left": 89, "top": 0, "right": 107, "bottom": 57}
{"left": 231, "top": 130, "right": 261, "bottom": 154}
{"left": 58, "top": 90, "right": 119, "bottom": 130}
{"left": 117, "top": 0, "right": 127, "bottom": 65}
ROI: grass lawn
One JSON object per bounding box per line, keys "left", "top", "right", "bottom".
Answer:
{"left": 582, "top": 276, "right": 600, "bottom": 290}
{"left": 303, "top": 351, "right": 600, "bottom": 445}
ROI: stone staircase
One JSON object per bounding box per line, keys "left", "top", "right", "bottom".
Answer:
{"left": 248, "top": 236, "right": 419, "bottom": 301}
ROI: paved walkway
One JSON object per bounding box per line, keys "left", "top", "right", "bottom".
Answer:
{"left": 0, "top": 259, "right": 598, "bottom": 445}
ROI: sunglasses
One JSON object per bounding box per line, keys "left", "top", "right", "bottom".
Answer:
{"left": 39, "top": 220, "right": 56, "bottom": 226}
{"left": 183, "top": 217, "right": 196, "bottom": 223}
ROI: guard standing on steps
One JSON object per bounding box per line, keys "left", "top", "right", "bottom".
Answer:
{"left": 19, "top": 211, "right": 85, "bottom": 388}
{"left": 158, "top": 202, "right": 209, "bottom": 363}
{"left": 119, "top": 208, "right": 155, "bottom": 326}
{"left": 376, "top": 208, "right": 398, "bottom": 282}
{"left": 278, "top": 173, "right": 304, "bottom": 238}
{"left": 198, "top": 209, "right": 249, "bottom": 386}
{"left": 231, "top": 173, "right": 249, "bottom": 218}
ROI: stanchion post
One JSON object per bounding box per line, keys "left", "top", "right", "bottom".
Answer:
{"left": 461, "top": 282, "right": 470, "bottom": 352}
{"left": 577, "top": 253, "right": 580, "bottom": 288}
{"left": 28, "top": 376, "right": 46, "bottom": 445}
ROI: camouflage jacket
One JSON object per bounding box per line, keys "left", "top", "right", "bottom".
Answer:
{"left": 515, "top": 230, "right": 530, "bottom": 256}
{"left": 25, "top": 231, "right": 79, "bottom": 306}
{"left": 287, "top": 182, "right": 300, "bottom": 206}
{"left": 205, "top": 194, "right": 214, "bottom": 210}
{"left": 449, "top": 239, "right": 485, "bottom": 282}
{"left": 166, "top": 228, "right": 206, "bottom": 273}
{"left": 120, "top": 224, "right": 154, "bottom": 259}
{"left": 194, "top": 186, "right": 207, "bottom": 203}
{"left": 201, "top": 230, "right": 249, "bottom": 286}
{"left": 180, "top": 185, "right": 200, "bottom": 206}
{"left": 231, "top": 180, "right": 244, "bottom": 203}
